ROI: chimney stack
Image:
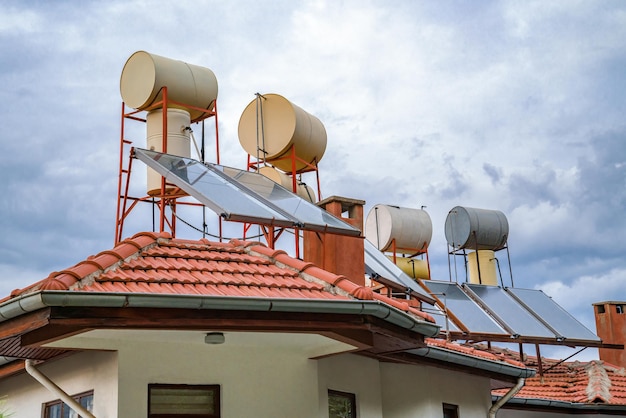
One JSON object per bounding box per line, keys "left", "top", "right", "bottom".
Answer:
{"left": 303, "top": 196, "right": 365, "bottom": 286}
{"left": 593, "top": 301, "right": 626, "bottom": 367}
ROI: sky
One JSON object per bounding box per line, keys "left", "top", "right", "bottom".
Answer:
{"left": 1, "top": 0, "right": 625, "bottom": 361}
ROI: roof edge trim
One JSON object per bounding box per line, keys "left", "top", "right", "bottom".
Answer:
{"left": 492, "top": 395, "right": 626, "bottom": 411}
{"left": 409, "top": 346, "right": 536, "bottom": 379}
{"left": 0, "top": 291, "right": 440, "bottom": 337}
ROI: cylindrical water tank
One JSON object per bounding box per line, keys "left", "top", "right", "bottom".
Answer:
{"left": 388, "top": 256, "right": 430, "bottom": 280}
{"left": 467, "top": 250, "right": 498, "bottom": 286}
{"left": 146, "top": 108, "right": 191, "bottom": 195}
{"left": 120, "top": 51, "right": 218, "bottom": 120}
{"left": 258, "top": 166, "right": 316, "bottom": 203}
{"left": 445, "top": 206, "right": 509, "bottom": 251}
{"left": 365, "top": 205, "right": 432, "bottom": 254}
{"left": 238, "top": 94, "right": 327, "bottom": 172}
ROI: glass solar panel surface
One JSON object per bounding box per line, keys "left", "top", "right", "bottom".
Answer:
{"left": 215, "top": 165, "right": 360, "bottom": 235}
{"left": 426, "top": 303, "right": 461, "bottom": 332}
{"left": 464, "top": 284, "right": 555, "bottom": 338}
{"left": 363, "top": 240, "right": 434, "bottom": 302}
{"left": 506, "top": 288, "right": 600, "bottom": 342}
{"left": 423, "top": 281, "right": 505, "bottom": 334}
{"left": 135, "top": 149, "right": 361, "bottom": 236}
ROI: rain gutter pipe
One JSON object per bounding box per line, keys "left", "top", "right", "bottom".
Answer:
{"left": 491, "top": 395, "right": 626, "bottom": 413}
{"left": 24, "top": 359, "right": 96, "bottom": 418}
{"left": 488, "top": 377, "right": 525, "bottom": 418}
{"left": 0, "top": 290, "right": 441, "bottom": 337}
{"left": 409, "top": 347, "right": 535, "bottom": 379}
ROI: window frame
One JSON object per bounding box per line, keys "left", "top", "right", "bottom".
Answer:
{"left": 43, "top": 389, "right": 94, "bottom": 418}
{"left": 148, "top": 383, "right": 221, "bottom": 418}
{"left": 328, "top": 389, "right": 357, "bottom": 418}
{"left": 442, "top": 402, "right": 459, "bottom": 418}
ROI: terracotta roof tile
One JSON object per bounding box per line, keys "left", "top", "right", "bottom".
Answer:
{"left": 1, "top": 233, "right": 551, "bottom": 372}
{"left": 480, "top": 344, "right": 626, "bottom": 405}
{"left": 425, "top": 339, "right": 527, "bottom": 368}
{"left": 6, "top": 233, "right": 356, "bottom": 299}
{"left": 8, "top": 232, "right": 418, "bottom": 315}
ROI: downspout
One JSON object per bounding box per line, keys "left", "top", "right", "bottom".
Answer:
{"left": 488, "top": 377, "right": 525, "bottom": 418}
{"left": 24, "top": 359, "right": 96, "bottom": 418}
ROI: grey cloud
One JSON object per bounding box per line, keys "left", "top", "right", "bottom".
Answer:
{"left": 482, "top": 162, "right": 502, "bottom": 184}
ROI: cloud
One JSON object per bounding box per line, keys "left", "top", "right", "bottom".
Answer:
{"left": 0, "top": 0, "right": 625, "bottom": 363}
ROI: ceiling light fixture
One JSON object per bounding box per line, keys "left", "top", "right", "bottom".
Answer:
{"left": 204, "top": 332, "right": 225, "bottom": 345}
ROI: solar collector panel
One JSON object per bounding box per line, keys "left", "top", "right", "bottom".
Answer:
{"left": 423, "top": 281, "right": 506, "bottom": 334}
{"left": 363, "top": 239, "right": 435, "bottom": 303}
{"left": 506, "top": 287, "right": 600, "bottom": 342}
{"left": 135, "top": 149, "right": 361, "bottom": 236}
{"left": 463, "top": 284, "right": 555, "bottom": 338}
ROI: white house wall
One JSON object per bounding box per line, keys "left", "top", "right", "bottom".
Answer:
{"left": 380, "top": 362, "right": 493, "bottom": 418}
{"left": 0, "top": 351, "right": 118, "bottom": 418}
{"left": 317, "top": 353, "right": 384, "bottom": 418}
{"left": 115, "top": 337, "right": 321, "bottom": 417}
{"left": 0, "top": 329, "right": 510, "bottom": 417}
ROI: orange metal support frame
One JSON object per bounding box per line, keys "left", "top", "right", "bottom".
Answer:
{"left": 114, "top": 87, "right": 219, "bottom": 244}
{"left": 244, "top": 144, "right": 322, "bottom": 256}
{"left": 389, "top": 239, "right": 431, "bottom": 280}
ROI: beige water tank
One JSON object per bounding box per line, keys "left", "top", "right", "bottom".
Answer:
{"left": 365, "top": 205, "right": 432, "bottom": 254}
{"left": 146, "top": 108, "right": 191, "bottom": 195}
{"left": 238, "top": 94, "right": 327, "bottom": 172}
{"left": 258, "top": 166, "right": 316, "bottom": 202}
{"left": 120, "top": 51, "right": 218, "bottom": 120}
{"left": 389, "top": 256, "right": 430, "bottom": 280}
{"left": 467, "top": 250, "right": 498, "bottom": 285}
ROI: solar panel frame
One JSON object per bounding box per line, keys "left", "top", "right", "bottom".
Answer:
{"left": 134, "top": 148, "right": 361, "bottom": 236}
{"left": 422, "top": 281, "right": 506, "bottom": 334}
{"left": 506, "top": 287, "right": 600, "bottom": 342}
{"left": 463, "top": 283, "right": 556, "bottom": 338}
{"left": 215, "top": 164, "right": 360, "bottom": 235}
{"left": 363, "top": 240, "right": 435, "bottom": 303}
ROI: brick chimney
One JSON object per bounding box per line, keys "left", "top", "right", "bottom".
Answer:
{"left": 303, "top": 196, "right": 365, "bottom": 286}
{"left": 593, "top": 301, "right": 626, "bottom": 367}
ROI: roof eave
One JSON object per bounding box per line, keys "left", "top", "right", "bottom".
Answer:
{"left": 409, "top": 346, "right": 536, "bottom": 379}
{"left": 493, "top": 395, "right": 626, "bottom": 413}
{"left": 0, "top": 290, "right": 441, "bottom": 337}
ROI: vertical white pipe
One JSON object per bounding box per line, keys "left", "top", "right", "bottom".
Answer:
{"left": 488, "top": 377, "right": 525, "bottom": 418}
{"left": 24, "top": 359, "right": 96, "bottom": 418}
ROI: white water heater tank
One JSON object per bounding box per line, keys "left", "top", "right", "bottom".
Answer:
{"left": 365, "top": 205, "right": 432, "bottom": 254}
{"left": 120, "top": 51, "right": 218, "bottom": 120}
{"left": 146, "top": 108, "right": 191, "bottom": 195}
{"left": 238, "top": 94, "right": 327, "bottom": 173}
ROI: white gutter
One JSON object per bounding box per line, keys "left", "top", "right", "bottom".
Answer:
{"left": 488, "top": 377, "right": 525, "bottom": 418}
{"left": 493, "top": 395, "right": 626, "bottom": 413}
{"left": 24, "top": 359, "right": 96, "bottom": 418}
{"left": 0, "top": 291, "right": 441, "bottom": 337}
{"left": 409, "top": 347, "right": 535, "bottom": 379}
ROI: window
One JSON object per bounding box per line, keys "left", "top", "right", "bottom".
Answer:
{"left": 617, "top": 304, "right": 624, "bottom": 314}
{"left": 597, "top": 305, "right": 606, "bottom": 314}
{"left": 442, "top": 403, "right": 459, "bottom": 418}
{"left": 43, "top": 390, "right": 93, "bottom": 418}
{"left": 328, "top": 390, "right": 356, "bottom": 418}
{"left": 148, "top": 384, "right": 220, "bottom": 418}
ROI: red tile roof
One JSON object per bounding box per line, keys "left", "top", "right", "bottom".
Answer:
{"left": 0, "top": 232, "right": 542, "bottom": 379}
{"left": 485, "top": 345, "right": 626, "bottom": 405}
{"left": 426, "top": 338, "right": 528, "bottom": 369}
{"left": 4, "top": 231, "right": 435, "bottom": 323}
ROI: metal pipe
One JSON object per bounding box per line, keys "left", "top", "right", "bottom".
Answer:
{"left": 488, "top": 377, "right": 525, "bottom": 418}
{"left": 24, "top": 359, "right": 96, "bottom": 418}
